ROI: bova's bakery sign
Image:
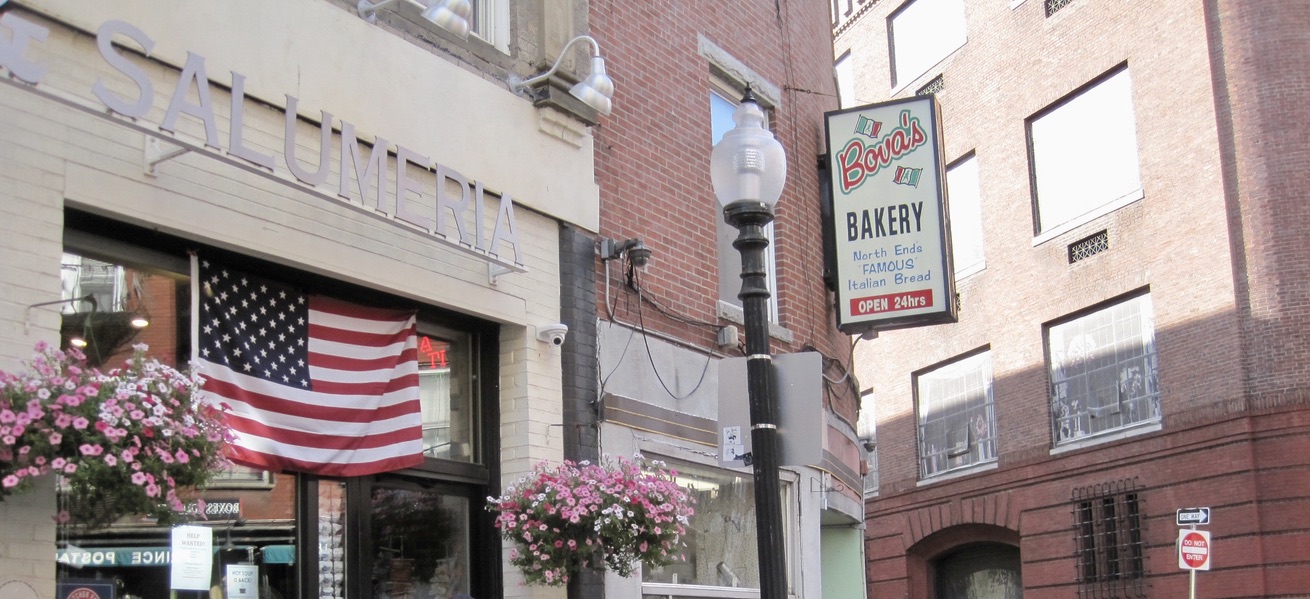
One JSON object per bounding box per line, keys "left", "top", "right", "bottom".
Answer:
{"left": 0, "top": 11, "right": 524, "bottom": 272}
{"left": 823, "top": 96, "right": 956, "bottom": 334}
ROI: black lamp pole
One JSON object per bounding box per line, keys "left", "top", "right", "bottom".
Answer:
{"left": 725, "top": 201, "right": 787, "bottom": 599}
{"left": 711, "top": 87, "right": 788, "bottom": 599}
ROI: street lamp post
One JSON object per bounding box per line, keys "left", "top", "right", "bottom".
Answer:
{"left": 710, "top": 88, "right": 788, "bottom": 599}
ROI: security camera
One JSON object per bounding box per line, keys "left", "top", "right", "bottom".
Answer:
{"left": 536, "top": 323, "right": 569, "bottom": 346}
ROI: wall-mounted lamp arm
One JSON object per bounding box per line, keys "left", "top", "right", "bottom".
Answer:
{"left": 512, "top": 36, "right": 603, "bottom": 91}
{"left": 508, "top": 34, "right": 613, "bottom": 116}
{"left": 358, "top": 0, "right": 471, "bottom": 38}
{"left": 357, "top": 0, "right": 422, "bottom": 22}
{"left": 23, "top": 294, "right": 97, "bottom": 334}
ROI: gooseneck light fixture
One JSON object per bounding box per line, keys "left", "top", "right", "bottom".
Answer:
{"left": 508, "top": 35, "right": 614, "bottom": 116}
{"left": 709, "top": 87, "right": 788, "bottom": 599}
{"left": 24, "top": 294, "right": 97, "bottom": 335}
{"left": 357, "top": 0, "right": 471, "bottom": 39}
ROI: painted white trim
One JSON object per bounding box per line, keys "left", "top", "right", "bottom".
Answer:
{"left": 915, "top": 460, "right": 998, "bottom": 486}
{"left": 1050, "top": 420, "right": 1162, "bottom": 455}
{"left": 1032, "top": 188, "right": 1145, "bottom": 246}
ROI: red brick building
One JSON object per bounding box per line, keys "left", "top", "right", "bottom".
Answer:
{"left": 559, "top": 1, "right": 866, "bottom": 597}
{"left": 833, "top": 0, "right": 1310, "bottom": 597}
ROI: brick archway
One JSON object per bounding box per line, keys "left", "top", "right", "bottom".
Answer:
{"left": 905, "top": 524, "right": 1021, "bottom": 599}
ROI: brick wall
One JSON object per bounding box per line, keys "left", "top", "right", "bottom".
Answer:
{"left": 1209, "top": 0, "right": 1310, "bottom": 403}
{"left": 836, "top": 0, "right": 1310, "bottom": 596}
{"left": 589, "top": 0, "right": 856, "bottom": 415}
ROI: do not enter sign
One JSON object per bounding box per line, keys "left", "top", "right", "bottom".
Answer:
{"left": 1178, "top": 530, "right": 1211, "bottom": 570}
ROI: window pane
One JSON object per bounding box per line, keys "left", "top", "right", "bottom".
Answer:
{"left": 1031, "top": 69, "right": 1141, "bottom": 233}
{"left": 1049, "top": 295, "right": 1160, "bottom": 444}
{"left": 835, "top": 53, "right": 857, "bottom": 109}
{"left": 320, "top": 481, "right": 348, "bottom": 599}
{"left": 58, "top": 252, "right": 182, "bottom": 368}
{"left": 416, "top": 330, "right": 477, "bottom": 462}
{"left": 642, "top": 460, "right": 759, "bottom": 589}
{"left": 371, "top": 485, "right": 471, "bottom": 599}
{"left": 916, "top": 351, "right": 996, "bottom": 478}
{"left": 946, "top": 156, "right": 985, "bottom": 276}
{"left": 890, "top": 0, "right": 967, "bottom": 86}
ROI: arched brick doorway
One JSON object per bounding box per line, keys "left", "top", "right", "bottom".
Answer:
{"left": 906, "top": 524, "right": 1021, "bottom": 599}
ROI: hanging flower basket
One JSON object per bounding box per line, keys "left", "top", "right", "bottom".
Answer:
{"left": 486, "top": 455, "right": 695, "bottom": 586}
{"left": 0, "top": 342, "right": 233, "bottom": 528}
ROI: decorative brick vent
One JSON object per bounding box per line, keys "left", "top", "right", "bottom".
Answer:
{"left": 1046, "top": 0, "right": 1075, "bottom": 17}
{"left": 1069, "top": 230, "right": 1109, "bottom": 264}
{"left": 916, "top": 75, "right": 944, "bottom": 97}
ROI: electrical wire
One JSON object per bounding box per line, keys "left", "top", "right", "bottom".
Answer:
{"left": 633, "top": 281, "right": 712, "bottom": 401}
{"left": 629, "top": 264, "right": 721, "bottom": 331}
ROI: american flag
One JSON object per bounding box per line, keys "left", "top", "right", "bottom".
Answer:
{"left": 194, "top": 257, "right": 423, "bottom": 476}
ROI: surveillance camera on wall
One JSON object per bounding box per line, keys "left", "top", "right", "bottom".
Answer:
{"left": 536, "top": 323, "right": 569, "bottom": 346}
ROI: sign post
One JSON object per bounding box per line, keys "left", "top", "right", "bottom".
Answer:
{"left": 1176, "top": 507, "right": 1212, "bottom": 599}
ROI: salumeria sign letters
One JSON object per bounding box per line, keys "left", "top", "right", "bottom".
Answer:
{"left": 0, "top": 12, "right": 523, "bottom": 271}
{"left": 824, "top": 96, "right": 956, "bottom": 333}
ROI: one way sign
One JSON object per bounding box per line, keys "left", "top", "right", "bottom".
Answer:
{"left": 1176, "top": 507, "right": 1211, "bottom": 526}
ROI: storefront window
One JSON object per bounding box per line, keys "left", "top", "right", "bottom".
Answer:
{"left": 54, "top": 247, "right": 300, "bottom": 599}
{"left": 416, "top": 330, "right": 478, "bottom": 463}
{"left": 318, "top": 480, "right": 348, "bottom": 599}
{"left": 370, "top": 482, "right": 471, "bottom": 599}
{"left": 55, "top": 215, "right": 499, "bottom": 599}
{"left": 642, "top": 460, "right": 760, "bottom": 590}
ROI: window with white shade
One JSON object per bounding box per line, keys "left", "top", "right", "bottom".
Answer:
{"left": 916, "top": 350, "right": 997, "bottom": 479}
{"left": 1029, "top": 67, "right": 1142, "bottom": 238}
{"left": 1049, "top": 293, "right": 1160, "bottom": 446}
{"left": 946, "top": 154, "right": 985, "bottom": 278}
{"left": 468, "top": 0, "right": 508, "bottom": 53}
{"left": 889, "top": 0, "right": 967, "bottom": 88}
{"left": 835, "top": 52, "right": 858, "bottom": 109}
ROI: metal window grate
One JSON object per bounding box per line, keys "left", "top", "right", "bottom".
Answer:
{"left": 1072, "top": 478, "right": 1148, "bottom": 598}
{"left": 916, "top": 75, "right": 944, "bottom": 96}
{"left": 1069, "top": 230, "right": 1109, "bottom": 263}
{"left": 1046, "top": 0, "right": 1075, "bottom": 17}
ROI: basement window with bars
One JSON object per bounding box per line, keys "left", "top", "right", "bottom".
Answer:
{"left": 1072, "top": 480, "right": 1147, "bottom": 598}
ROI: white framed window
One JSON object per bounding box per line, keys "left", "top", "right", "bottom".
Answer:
{"left": 916, "top": 350, "right": 997, "bottom": 479}
{"left": 889, "top": 0, "right": 967, "bottom": 88}
{"left": 468, "top": 0, "right": 509, "bottom": 53}
{"left": 835, "top": 52, "right": 858, "bottom": 109}
{"left": 1049, "top": 293, "right": 1160, "bottom": 446}
{"left": 946, "top": 153, "right": 985, "bottom": 278}
{"left": 1029, "top": 66, "right": 1142, "bottom": 238}
{"left": 712, "top": 79, "right": 779, "bottom": 323}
